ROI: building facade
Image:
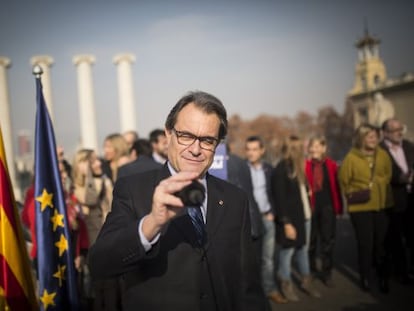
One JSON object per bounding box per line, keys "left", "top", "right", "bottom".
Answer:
{"left": 347, "top": 29, "right": 414, "bottom": 141}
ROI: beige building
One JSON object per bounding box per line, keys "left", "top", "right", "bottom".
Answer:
{"left": 347, "top": 29, "right": 414, "bottom": 141}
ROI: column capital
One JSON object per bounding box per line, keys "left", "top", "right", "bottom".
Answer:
{"left": 73, "top": 54, "right": 96, "bottom": 66}
{"left": 0, "top": 56, "right": 11, "bottom": 68}
{"left": 113, "top": 53, "right": 136, "bottom": 65}
{"left": 30, "top": 55, "right": 54, "bottom": 67}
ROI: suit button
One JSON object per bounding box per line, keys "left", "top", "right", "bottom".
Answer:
{"left": 200, "top": 293, "right": 208, "bottom": 299}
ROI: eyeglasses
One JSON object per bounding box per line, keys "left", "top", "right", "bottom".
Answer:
{"left": 386, "top": 127, "right": 405, "bottom": 133}
{"left": 172, "top": 128, "right": 219, "bottom": 151}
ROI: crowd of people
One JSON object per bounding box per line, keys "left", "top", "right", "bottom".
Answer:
{"left": 20, "top": 89, "right": 414, "bottom": 310}
{"left": 21, "top": 128, "right": 169, "bottom": 309}
{"left": 228, "top": 118, "right": 413, "bottom": 307}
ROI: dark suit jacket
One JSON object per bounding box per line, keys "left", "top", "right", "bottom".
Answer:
{"left": 89, "top": 166, "right": 266, "bottom": 311}
{"left": 380, "top": 139, "right": 414, "bottom": 212}
{"left": 261, "top": 161, "right": 276, "bottom": 214}
{"left": 117, "top": 155, "right": 162, "bottom": 179}
{"left": 227, "top": 153, "right": 263, "bottom": 238}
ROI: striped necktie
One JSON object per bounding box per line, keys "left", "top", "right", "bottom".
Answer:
{"left": 187, "top": 206, "right": 206, "bottom": 246}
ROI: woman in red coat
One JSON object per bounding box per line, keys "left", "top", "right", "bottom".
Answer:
{"left": 305, "top": 136, "right": 342, "bottom": 287}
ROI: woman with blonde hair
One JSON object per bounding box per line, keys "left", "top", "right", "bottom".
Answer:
{"left": 102, "top": 133, "right": 130, "bottom": 183}
{"left": 305, "top": 135, "right": 342, "bottom": 287}
{"left": 339, "top": 123, "right": 392, "bottom": 293}
{"left": 72, "top": 149, "right": 113, "bottom": 244}
{"left": 270, "top": 135, "right": 320, "bottom": 302}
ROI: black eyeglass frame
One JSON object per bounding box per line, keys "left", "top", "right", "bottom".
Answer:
{"left": 172, "top": 128, "right": 220, "bottom": 151}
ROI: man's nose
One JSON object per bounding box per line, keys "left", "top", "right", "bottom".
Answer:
{"left": 188, "top": 139, "right": 202, "bottom": 155}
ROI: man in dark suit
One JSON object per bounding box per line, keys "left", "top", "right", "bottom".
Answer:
{"left": 149, "top": 128, "right": 168, "bottom": 164}
{"left": 381, "top": 118, "right": 414, "bottom": 283}
{"left": 245, "top": 136, "right": 287, "bottom": 304}
{"left": 89, "top": 91, "right": 266, "bottom": 311}
{"left": 226, "top": 148, "right": 264, "bottom": 243}
{"left": 118, "top": 138, "right": 162, "bottom": 179}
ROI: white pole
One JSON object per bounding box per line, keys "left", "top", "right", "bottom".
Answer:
{"left": 73, "top": 54, "right": 99, "bottom": 152}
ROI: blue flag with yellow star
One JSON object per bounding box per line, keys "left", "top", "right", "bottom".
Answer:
{"left": 34, "top": 77, "right": 79, "bottom": 310}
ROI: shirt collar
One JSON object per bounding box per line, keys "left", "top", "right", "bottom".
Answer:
{"left": 384, "top": 139, "right": 402, "bottom": 150}
{"left": 247, "top": 161, "right": 263, "bottom": 170}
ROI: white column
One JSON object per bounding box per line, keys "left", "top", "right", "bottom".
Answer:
{"left": 113, "top": 53, "right": 137, "bottom": 132}
{"left": 0, "top": 56, "right": 21, "bottom": 200}
{"left": 30, "top": 55, "right": 55, "bottom": 123}
{"left": 73, "top": 54, "right": 98, "bottom": 152}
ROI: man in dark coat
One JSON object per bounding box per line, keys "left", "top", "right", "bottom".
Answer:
{"left": 118, "top": 138, "right": 162, "bottom": 179}
{"left": 245, "top": 136, "right": 287, "bottom": 304}
{"left": 89, "top": 91, "right": 266, "bottom": 311}
{"left": 381, "top": 118, "right": 414, "bottom": 283}
{"left": 226, "top": 148, "right": 263, "bottom": 241}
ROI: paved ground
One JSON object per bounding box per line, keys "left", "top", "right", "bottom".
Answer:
{"left": 270, "top": 216, "right": 412, "bottom": 311}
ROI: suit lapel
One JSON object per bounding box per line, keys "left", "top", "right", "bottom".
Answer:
{"left": 205, "top": 175, "right": 228, "bottom": 250}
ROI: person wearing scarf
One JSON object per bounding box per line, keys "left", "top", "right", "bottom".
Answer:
{"left": 305, "top": 136, "right": 342, "bottom": 287}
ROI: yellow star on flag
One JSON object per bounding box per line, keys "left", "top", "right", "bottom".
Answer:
{"left": 53, "top": 264, "right": 67, "bottom": 287}
{"left": 40, "top": 289, "right": 56, "bottom": 310}
{"left": 55, "top": 234, "right": 68, "bottom": 257}
{"left": 36, "top": 188, "right": 54, "bottom": 211}
{"left": 50, "top": 209, "right": 65, "bottom": 231}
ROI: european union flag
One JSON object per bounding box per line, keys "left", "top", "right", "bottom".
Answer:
{"left": 34, "top": 75, "right": 79, "bottom": 310}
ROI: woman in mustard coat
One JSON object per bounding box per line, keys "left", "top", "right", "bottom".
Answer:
{"left": 339, "top": 124, "right": 392, "bottom": 293}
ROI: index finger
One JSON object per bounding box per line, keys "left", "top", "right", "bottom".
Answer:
{"left": 169, "top": 171, "right": 199, "bottom": 182}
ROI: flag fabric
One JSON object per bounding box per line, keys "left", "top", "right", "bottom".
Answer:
{"left": 0, "top": 126, "right": 38, "bottom": 310}
{"left": 34, "top": 77, "right": 79, "bottom": 310}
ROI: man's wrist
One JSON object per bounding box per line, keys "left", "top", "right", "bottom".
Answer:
{"left": 142, "top": 214, "right": 162, "bottom": 241}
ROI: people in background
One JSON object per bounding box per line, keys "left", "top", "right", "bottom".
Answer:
{"left": 339, "top": 123, "right": 392, "bottom": 293}
{"left": 118, "top": 138, "right": 162, "bottom": 179}
{"left": 226, "top": 142, "right": 264, "bottom": 260}
{"left": 245, "top": 135, "right": 287, "bottom": 304}
{"left": 21, "top": 160, "right": 89, "bottom": 280}
{"left": 123, "top": 130, "right": 139, "bottom": 151}
{"left": 72, "top": 149, "right": 113, "bottom": 244}
{"left": 57, "top": 145, "right": 72, "bottom": 192}
{"left": 149, "top": 128, "right": 168, "bottom": 164}
{"left": 305, "top": 136, "right": 342, "bottom": 287}
{"left": 271, "top": 135, "right": 320, "bottom": 302}
{"left": 102, "top": 133, "right": 130, "bottom": 183}
{"left": 380, "top": 118, "right": 414, "bottom": 284}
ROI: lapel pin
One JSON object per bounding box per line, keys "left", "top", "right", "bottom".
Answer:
{"left": 218, "top": 200, "right": 224, "bottom": 206}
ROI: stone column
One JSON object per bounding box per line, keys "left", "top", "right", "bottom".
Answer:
{"left": 30, "top": 55, "right": 55, "bottom": 123}
{"left": 113, "top": 53, "right": 137, "bottom": 133}
{"left": 73, "top": 54, "right": 99, "bottom": 152}
{"left": 0, "top": 56, "right": 21, "bottom": 200}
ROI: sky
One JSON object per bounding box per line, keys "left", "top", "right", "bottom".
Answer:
{"left": 1, "top": 0, "right": 414, "bottom": 157}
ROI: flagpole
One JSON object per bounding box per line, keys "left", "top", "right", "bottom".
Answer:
{"left": 33, "top": 64, "right": 80, "bottom": 310}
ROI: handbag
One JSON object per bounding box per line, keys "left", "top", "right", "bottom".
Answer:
{"left": 345, "top": 188, "right": 371, "bottom": 204}
{"left": 345, "top": 153, "right": 376, "bottom": 205}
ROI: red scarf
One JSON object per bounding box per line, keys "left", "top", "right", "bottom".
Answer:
{"left": 312, "top": 159, "right": 324, "bottom": 192}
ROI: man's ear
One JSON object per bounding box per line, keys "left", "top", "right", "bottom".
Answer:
{"left": 165, "top": 128, "right": 172, "bottom": 143}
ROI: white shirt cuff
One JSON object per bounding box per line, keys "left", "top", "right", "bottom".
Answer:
{"left": 138, "top": 215, "right": 161, "bottom": 252}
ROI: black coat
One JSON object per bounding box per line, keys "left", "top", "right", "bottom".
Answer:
{"left": 261, "top": 161, "right": 276, "bottom": 214}
{"left": 117, "top": 155, "right": 162, "bottom": 179}
{"left": 270, "top": 160, "right": 306, "bottom": 248}
{"left": 226, "top": 153, "right": 263, "bottom": 238}
{"left": 89, "top": 165, "right": 266, "bottom": 311}
{"left": 380, "top": 139, "right": 414, "bottom": 212}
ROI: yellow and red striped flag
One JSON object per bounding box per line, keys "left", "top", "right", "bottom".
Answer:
{"left": 0, "top": 126, "right": 38, "bottom": 310}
